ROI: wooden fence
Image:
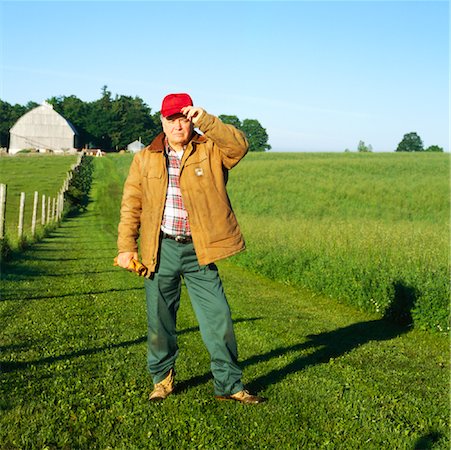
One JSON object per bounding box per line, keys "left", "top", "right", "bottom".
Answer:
{"left": 0, "top": 154, "right": 82, "bottom": 241}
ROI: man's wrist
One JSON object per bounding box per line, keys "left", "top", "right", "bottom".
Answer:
{"left": 193, "top": 110, "right": 212, "bottom": 131}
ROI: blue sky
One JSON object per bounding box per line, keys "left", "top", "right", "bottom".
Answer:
{"left": 1, "top": 1, "right": 449, "bottom": 152}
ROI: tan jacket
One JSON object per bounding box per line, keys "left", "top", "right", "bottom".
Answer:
{"left": 117, "top": 112, "right": 248, "bottom": 274}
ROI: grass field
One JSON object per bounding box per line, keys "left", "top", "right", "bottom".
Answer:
{"left": 0, "top": 155, "right": 78, "bottom": 247}
{"left": 0, "top": 153, "right": 449, "bottom": 449}
{"left": 228, "top": 152, "right": 449, "bottom": 332}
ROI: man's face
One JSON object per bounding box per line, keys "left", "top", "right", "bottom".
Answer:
{"left": 162, "top": 113, "right": 193, "bottom": 148}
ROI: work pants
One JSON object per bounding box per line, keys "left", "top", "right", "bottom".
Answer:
{"left": 144, "top": 237, "right": 244, "bottom": 396}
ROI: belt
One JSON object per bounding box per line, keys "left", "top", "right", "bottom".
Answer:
{"left": 161, "top": 232, "right": 193, "bottom": 244}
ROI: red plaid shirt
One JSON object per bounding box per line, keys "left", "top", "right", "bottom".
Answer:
{"left": 160, "top": 142, "right": 191, "bottom": 236}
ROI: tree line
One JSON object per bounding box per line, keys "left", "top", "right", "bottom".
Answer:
{"left": 394, "top": 132, "right": 443, "bottom": 152}
{"left": 347, "top": 133, "right": 444, "bottom": 153}
{"left": 0, "top": 86, "right": 271, "bottom": 152}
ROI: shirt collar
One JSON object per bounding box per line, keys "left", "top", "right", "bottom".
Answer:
{"left": 164, "top": 137, "right": 185, "bottom": 158}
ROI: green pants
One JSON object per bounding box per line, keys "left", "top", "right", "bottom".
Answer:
{"left": 144, "top": 236, "right": 244, "bottom": 396}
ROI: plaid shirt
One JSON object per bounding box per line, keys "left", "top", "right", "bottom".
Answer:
{"left": 160, "top": 142, "right": 191, "bottom": 237}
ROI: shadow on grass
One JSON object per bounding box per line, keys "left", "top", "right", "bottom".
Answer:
{"left": 175, "top": 317, "right": 263, "bottom": 394}
{"left": 2, "top": 243, "right": 114, "bottom": 278}
{"left": 0, "top": 317, "right": 261, "bottom": 374}
{"left": 174, "top": 318, "right": 411, "bottom": 394}
{"left": 246, "top": 280, "right": 418, "bottom": 390}
{"left": 1, "top": 266, "right": 121, "bottom": 282}
{"left": 0, "top": 336, "right": 148, "bottom": 373}
{"left": 176, "top": 283, "right": 416, "bottom": 393}
{"left": 413, "top": 431, "right": 444, "bottom": 449}
{"left": 384, "top": 281, "right": 416, "bottom": 327}
{"left": 16, "top": 255, "right": 113, "bottom": 262}
{"left": 0, "top": 286, "right": 143, "bottom": 302}
{"left": 246, "top": 318, "right": 410, "bottom": 392}
{"left": 3, "top": 269, "right": 121, "bottom": 282}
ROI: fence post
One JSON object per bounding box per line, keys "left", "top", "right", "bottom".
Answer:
{"left": 18, "top": 192, "right": 25, "bottom": 238}
{"left": 0, "top": 184, "right": 6, "bottom": 239}
{"left": 41, "top": 194, "right": 46, "bottom": 225}
{"left": 58, "top": 191, "right": 64, "bottom": 219}
{"left": 56, "top": 192, "right": 60, "bottom": 220}
{"left": 31, "top": 191, "right": 39, "bottom": 236}
{"left": 47, "top": 197, "right": 51, "bottom": 224}
{"left": 51, "top": 197, "right": 56, "bottom": 222}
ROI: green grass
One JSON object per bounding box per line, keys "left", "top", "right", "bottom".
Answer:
{"left": 0, "top": 154, "right": 78, "bottom": 247}
{"left": 229, "top": 152, "right": 448, "bottom": 224}
{"left": 228, "top": 152, "right": 449, "bottom": 332}
{"left": 0, "top": 154, "right": 449, "bottom": 449}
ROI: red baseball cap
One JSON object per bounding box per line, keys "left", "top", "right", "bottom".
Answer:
{"left": 161, "top": 93, "right": 193, "bottom": 118}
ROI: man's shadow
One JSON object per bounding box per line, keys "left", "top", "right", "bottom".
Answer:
{"left": 247, "top": 281, "right": 416, "bottom": 391}
{"left": 179, "top": 281, "right": 416, "bottom": 393}
{"left": 175, "top": 317, "right": 411, "bottom": 394}
{"left": 0, "top": 317, "right": 261, "bottom": 374}
{"left": 246, "top": 317, "right": 409, "bottom": 392}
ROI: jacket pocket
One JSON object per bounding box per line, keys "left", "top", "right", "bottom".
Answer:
{"left": 184, "top": 147, "right": 208, "bottom": 167}
{"left": 143, "top": 165, "right": 163, "bottom": 179}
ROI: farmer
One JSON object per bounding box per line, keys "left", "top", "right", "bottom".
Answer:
{"left": 116, "top": 93, "right": 265, "bottom": 404}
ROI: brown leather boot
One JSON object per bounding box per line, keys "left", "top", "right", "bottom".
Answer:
{"left": 149, "top": 369, "right": 175, "bottom": 402}
{"left": 215, "top": 389, "right": 266, "bottom": 404}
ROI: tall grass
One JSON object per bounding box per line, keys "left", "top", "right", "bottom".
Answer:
{"left": 228, "top": 152, "right": 449, "bottom": 332}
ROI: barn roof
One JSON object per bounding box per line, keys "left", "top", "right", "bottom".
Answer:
{"left": 10, "top": 101, "right": 78, "bottom": 135}
{"left": 8, "top": 101, "right": 79, "bottom": 154}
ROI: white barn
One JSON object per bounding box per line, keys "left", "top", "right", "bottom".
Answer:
{"left": 127, "top": 139, "right": 145, "bottom": 153}
{"left": 8, "top": 101, "right": 78, "bottom": 154}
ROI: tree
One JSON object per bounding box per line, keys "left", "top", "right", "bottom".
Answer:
{"left": 218, "top": 115, "right": 242, "bottom": 129}
{"left": 1, "top": 88, "right": 269, "bottom": 152}
{"left": 48, "top": 95, "right": 93, "bottom": 148}
{"left": 0, "top": 100, "right": 35, "bottom": 147}
{"left": 48, "top": 89, "right": 162, "bottom": 150}
{"left": 110, "top": 95, "right": 159, "bottom": 149}
{"left": 0, "top": 100, "right": 14, "bottom": 147}
{"left": 240, "top": 119, "right": 271, "bottom": 152}
{"left": 425, "top": 145, "right": 444, "bottom": 152}
{"left": 25, "top": 101, "right": 39, "bottom": 111}
{"left": 87, "top": 86, "right": 114, "bottom": 149}
{"left": 151, "top": 111, "right": 163, "bottom": 137}
{"left": 396, "top": 132, "right": 424, "bottom": 152}
{"left": 357, "top": 140, "right": 373, "bottom": 152}
{"left": 219, "top": 115, "right": 270, "bottom": 152}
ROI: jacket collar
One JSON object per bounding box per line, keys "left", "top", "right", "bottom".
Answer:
{"left": 145, "top": 131, "right": 206, "bottom": 153}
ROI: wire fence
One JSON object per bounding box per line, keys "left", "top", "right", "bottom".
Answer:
{"left": 0, "top": 153, "right": 83, "bottom": 243}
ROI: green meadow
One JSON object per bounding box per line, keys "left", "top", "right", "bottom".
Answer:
{"left": 0, "top": 153, "right": 449, "bottom": 449}
{"left": 229, "top": 152, "right": 449, "bottom": 332}
{"left": 0, "top": 155, "right": 78, "bottom": 246}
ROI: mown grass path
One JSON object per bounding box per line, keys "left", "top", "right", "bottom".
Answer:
{"left": 0, "top": 158, "right": 449, "bottom": 449}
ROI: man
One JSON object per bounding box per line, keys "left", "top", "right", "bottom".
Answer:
{"left": 116, "top": 93, "right": 264, "bottom": 404}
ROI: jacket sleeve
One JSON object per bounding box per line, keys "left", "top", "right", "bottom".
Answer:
{"left": 117, "top": 153, "right": 142, "bottom": 253}
{"left": 195, "top": 112, "right": 248, "bottom": 169}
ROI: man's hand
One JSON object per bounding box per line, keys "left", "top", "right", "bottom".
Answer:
{"left": 181, "top": 106, "right": 204, "bottom": 125}
{"left": 116, "top": 251, "right": 138, "bottom": 269}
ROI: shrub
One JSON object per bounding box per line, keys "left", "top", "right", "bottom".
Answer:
{"left": 425, "top": 145, "right": 444, "bottom": 152}
{"left": 0, "top": 236, "right": 11, "bottom": 262}
{"left": 64, "top": 156, "right": 93, "bottom": 216}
